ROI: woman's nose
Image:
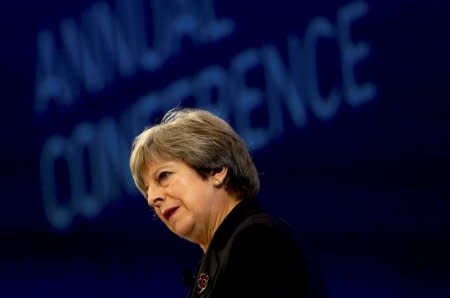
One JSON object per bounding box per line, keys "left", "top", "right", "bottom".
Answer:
{"left": 147, "top": 186, "right": 165, "bottom": 208}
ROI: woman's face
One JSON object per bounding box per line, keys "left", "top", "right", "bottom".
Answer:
{"left": 143, "top": 159, "right": 227, "bottom": 245}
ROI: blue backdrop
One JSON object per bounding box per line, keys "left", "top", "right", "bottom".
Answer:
{"left": 1, "top": 0, "right": 449, "bottom": 297}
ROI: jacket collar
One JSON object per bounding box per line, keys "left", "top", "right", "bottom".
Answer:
{"left": 207, "top": 198, "right": 262, "bottom": 252}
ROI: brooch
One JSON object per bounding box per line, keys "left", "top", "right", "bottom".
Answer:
{"left": 196, "top": 273, "right": 209, "bottom": 294}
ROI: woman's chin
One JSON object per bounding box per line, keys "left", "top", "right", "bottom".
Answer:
{"left": 171, "top": 218, "right": 196, "bottom": 241}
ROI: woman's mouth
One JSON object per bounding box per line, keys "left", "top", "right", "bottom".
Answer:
{"left": 163, "top": 207, "right": 179, "bottom": 221}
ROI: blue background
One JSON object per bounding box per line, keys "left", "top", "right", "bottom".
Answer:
{"left": 1, "top": 0, "right": 449, "bottom": 297}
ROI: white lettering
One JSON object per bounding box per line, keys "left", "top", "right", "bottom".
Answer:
{"left": 34, "top": 0, "right": 234, "bottom": 116}
{"left": 304, "top": 17, "right": 341, "bottom": 120}
{"left": 337, "top": 1, "right": 377, "bottom": 106}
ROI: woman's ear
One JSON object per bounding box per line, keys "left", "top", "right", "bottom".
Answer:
{"left": 212, "top": 167, "right": 228, "bottom": 187}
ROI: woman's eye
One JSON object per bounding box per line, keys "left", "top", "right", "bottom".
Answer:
{"left": 158, "top": 171, "right": 171, "bottom": 181}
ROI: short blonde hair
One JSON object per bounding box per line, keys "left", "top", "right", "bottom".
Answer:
{"left": 130, "top": 108, "right": 260, "bottom": 200}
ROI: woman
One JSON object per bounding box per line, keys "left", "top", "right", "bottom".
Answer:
{"left": 129, "top": 108, "right": 327, "bottom": 297}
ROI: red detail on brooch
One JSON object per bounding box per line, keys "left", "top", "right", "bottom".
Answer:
{"left": 197, "top": 273, "right": 209, "bottom": 294}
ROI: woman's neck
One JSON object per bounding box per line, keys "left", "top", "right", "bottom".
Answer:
{"left": 199, "top": 194, "right": 240, "bottom": 253}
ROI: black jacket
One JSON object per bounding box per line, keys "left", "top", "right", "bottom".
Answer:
{"left": 187, "top": 199, "right": 328, "bottom": 298}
